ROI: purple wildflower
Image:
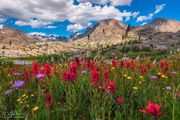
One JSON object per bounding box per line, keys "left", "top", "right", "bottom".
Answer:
{"left": 165, "top": 86, "right": 172, "bottom": 90}
{"left": 81, "top": 70, "right": 87, "bottom": 74}
{"left": 111, "top": 52, "right": 116, "bottom": 56}
{"left": 172, "top": 71, "right": 176, "bottom": 75}
{"left": 151, "top": 75, "right": 157, "bottom": 80}
{"left": 36, "top": 73, "right": 45, "bottom": 79}
{"left": 12, "top": 80, "right": 24, "bottom": 89}
{"left": 5, "top": 90, "right": 12, "bottom": 95}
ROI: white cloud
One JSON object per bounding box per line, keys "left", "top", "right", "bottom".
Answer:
{"left": 0, "top": 0, "right": 139, "bottom": 31}
{"left": 0, "top": 24, "right": 4, "bottom": 29}
{"left": 29, "top": 32, "right": 47, "bottom": 36}
{"left": 45, "top": 26, "right": 57, "bottom": 29}
{"left": 136, "top": 4, "right": 166, "bottom": 22}
{"left": 154, "top": 4, "right": 166, "bottom": 14}
{"left": 136, "top": 13, "right": 153, "bottom": 22}
{"left": 77, "top": 0, "right": 132, "bottom": 6}
{"left": 67, "top": 3, "right": 139, "bottom": 32}
{"left": 77, "top": 0, "right": 109, "bottom": 5}
{"left": 67, "top": 24, "right": 85, "bottom": 32}
{"left": 141, "top": 22, "right": 147, "bottom": 26}
{"left": 111, "top": 0, "right": 132, "bottom": 6}
{"left": 15, "top": 19, "right": 52, "bottom": 28}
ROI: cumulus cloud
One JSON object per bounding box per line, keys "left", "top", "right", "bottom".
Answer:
{"left": 77, "top": 0, "right": 109, "bottom": 5}
{"left": 0, "top": 0, "right": 139, "bottom": 32}
{"left": 154, "top": 4, "right": 166, "bottom": 14}
{"left": 15, "top": 19, "right": 52, "bottom": 28}
{"left": 77, "top": 0, "right": 132, "bottom": 6}
{"left": 67, "top": 3, "right": 139, "bottom": 32}
{"left": 136, "top": 4, "right": 166, "bottom": 22}
{"left": 29, "top": 32, "right": 47, "bottom": 36}
{"left": 111, "top": 0, "right": 132, "bottom": 6}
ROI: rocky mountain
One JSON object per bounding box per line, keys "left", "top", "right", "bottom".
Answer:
{"left": 134, "top": 18, "right": 180, "bottom": 36}
{"left": 28, "top": 33, "right": 68, "bottom": 42}
{"left": 0, "top": 26, "right": 36, "bottom": 46}
{"left": 69, "top": 19, "right": 138, "bottom": 48}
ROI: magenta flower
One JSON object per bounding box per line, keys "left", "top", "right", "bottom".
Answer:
{"left": 36, "top": 73, "right": 45, "bottom": 79}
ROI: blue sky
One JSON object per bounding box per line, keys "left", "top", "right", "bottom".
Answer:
{"left": 0, "top": 0, "right": 179, "bottom": 37}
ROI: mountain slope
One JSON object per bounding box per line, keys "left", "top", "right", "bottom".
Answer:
{"left": 70, "top": 19, "right": 138, "bottom": 48}
{"left": 134, "top": 18, "right": 180, "bottom": 36}
{"left": 0, "top": 26, "right": 36, "bottom": 46}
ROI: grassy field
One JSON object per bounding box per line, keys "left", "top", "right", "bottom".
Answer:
{"left": 0, "top": 52, "right": 180, "bottom": 120}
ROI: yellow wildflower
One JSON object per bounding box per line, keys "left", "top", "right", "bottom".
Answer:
{"left": 22, "top": 93, "right": 26, "bottom": 97}
{"left": 111, "top": 67, "right": 115, "bottom": 71}
{"left": 161, "top": 75, "right": 168, "bottom": 79}
{"left": 33, "top": 106, "right": 39, "bottom": 112}
{"left": 127, "top": 76, "right": 132, "bottom": 80}
{"left": 139, "top": 76, "right": 144, "bottom": 79}
{"left": 133, "top": 87, "right": 138, "bottom": 90}
{"left": 124, "top": 74, "right": 127, "bottom": 77}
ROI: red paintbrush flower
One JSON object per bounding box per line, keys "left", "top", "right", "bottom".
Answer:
{"left": 107, "top": 81, "right": 116, "bottom": 94}
{"left": 44, "top": 90, "right": 53, "bottom": 108}
{"left": 45, "top": 64, "right": 51, "bottom": 77}
{"left": 104, "top": 70, "right": 109, "bottom": 80}
{"left": 91, "top": 70, "right": 100, "bottom": 86}
{"left": 140, "top": 102, "right": 162, "bottom": 117}
{"left": 32, "top": 62, "right": 39, "bottom": 75}
{"left": 112, "top": 59, "right": 117, "bottom": 68}
{"left": 116, "top": 98, "right": 123, "bottom": 104}
{"left": 62, "top": 71, "right": 76, "bottom": 82}
{"left": 99, "top": 86, "right": 105, "bottom": 92}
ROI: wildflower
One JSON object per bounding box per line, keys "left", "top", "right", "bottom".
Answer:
{"left": 33, "top": 106, "right": 39, "bottom": 112}
{"left": 150, "top": 76, "right": 157, "bottom": 80}
{"left": 133, "top": 87, "right": 138, "bottom": 90}
{"left": 111, "top": 67, "right": 115, "bottom": 71}
{"left": 36, "top": 73, "right": 45, "bottom": 79}
{"left": 99, "top": 86, "right": 105, "bottom": 92}
{"left": 91, "top": 70, "right": 100, "bottom": 86}
{"left": 127, "top": 76, "right": 132, "bottom": 80}
{"left": 107, "top": 81, "right": 116, "bottom": 94}
{"left": 172, "top": 71, "right": 176, "bottom": 75}
{"left": 111, "top": 52, "right": 116, "bottom": 56}
{"left": 4, "top": 90, "right": 12, "bottom": 95}
{"left": 140, "top": 65, "right": 147, "bottom": 74}
{"left": 22, "top": 93, "right": 26, "bottom": 97}
{"left": 81, "top": 70, "right": 87, "bottom": 74}
{"left": 44, "top": 64, "right": 51, "bottom": 77}
{"left": 161, "top": 75, "right": 168, "bottom": 79}
{"left": 140, "top": 102, "right": 162, "bottom": 117}
{"left": 62, "top": 71, "right": 76, "bottom": 82}
{"left": 116, "top": 98, "right": 123, "bottom": 104}
{"left": 123, "top": 74, "right": 127, "bottom": 77}
{"left": 112, "top": 59, "right": 117, "bottom": 68}
{"left": 139, "top": 76, "right": 144, "bottom": 79}
{"left": 165, "top": 86, "right": 172, "bottom": 90}
{"left": 32, "top": 62, "right": 39, "bottom": 75}
{"left": 44, "top": 90, "right": 53, "bottom": 107}
{"left": 103, "top": 70, "right": 109, "bottom": 80}
{"left": 12, "top": 80, "right": 24, "bottom": 89}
